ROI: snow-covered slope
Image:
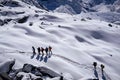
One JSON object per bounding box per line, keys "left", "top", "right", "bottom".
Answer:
{"left": 0, "top": 0, "right": 120, "bottom": 80}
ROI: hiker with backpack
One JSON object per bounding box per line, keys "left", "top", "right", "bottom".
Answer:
{"left": 37, "top": 47, "right": 41, "bottom": 55}
{"left": 101, "top": 64, "right": 105, "bottom": 73}
{"left": 48, "top": 46, "right": 52, "bottom": 55}
{"left": 32, "top": 46, "right": 36, "bottom": 54}
{"left": 41, "top": 47, "right": 45, "bottom": 56}
{"left": 93, "top": 62, "right": 97, "bottom": 69}
{"left": 45, "top": 47, "right": 48, "bottom": 56}
{"left": 60, "top": 73, "right": 63, "bottom": 80}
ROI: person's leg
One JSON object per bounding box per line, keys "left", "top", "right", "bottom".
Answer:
{"left": 38, "top": 51, "right": 40, "bottom": 55}
{"left": 42, "top": 52, "right": 44, "bottom": 56}
{"left": 50, "top": 51, "right": 52, "bottom": 55}
{"left": 46, "top": 51, "right": 48, "bottom": 56}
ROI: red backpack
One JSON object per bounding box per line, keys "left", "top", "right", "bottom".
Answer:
{"left": 41, "top": 47, "right": 44, "bottom": 52}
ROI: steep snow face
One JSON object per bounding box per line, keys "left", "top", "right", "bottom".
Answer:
{"left": 0, "top": 0, "right": 120, "bottom": 80}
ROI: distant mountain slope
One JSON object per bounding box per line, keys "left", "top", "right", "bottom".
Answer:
{"left": 37, "top": 0, "right": 120, "bottom": 14}
{"left": 37, "top": 0, "right": 83, "bottom": 14}
{"left": 0, "top": 0, "right": 46, "bottom": 10}
{"left": 1, "top": 0, "right": 119, "bottom": 14}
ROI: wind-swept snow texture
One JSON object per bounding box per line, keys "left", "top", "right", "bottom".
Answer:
{"left": 0, "top": 0, "right": 120, "bottom": 80}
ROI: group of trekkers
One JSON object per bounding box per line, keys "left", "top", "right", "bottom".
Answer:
{"left": 93, "top": 62, "right": 106, "bottom": 80}
{"left": 93, "top": 62, "right": 105, "bottom": 72}
{"left": 32, "top": 46, "right": 52, "bottom": 56}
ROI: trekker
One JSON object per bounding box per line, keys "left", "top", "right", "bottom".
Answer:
{"left": 45, "top": 47, "right": 48, "bottom": 55}
{"left": 93, "top": 62, "right": 97, "bottom": 69}
{"left": 37, "top": 47, "right": 41, "bottom": 55}
{"left": 32, "top": 46, "right": 36, "bottom": 54}
{"left": 100, "top": 64, "right": 105, "bottom": 72}
{"left": 48, "top": 46, "right": 52, "bottom": 54}
{"left": 48, "top": 46, "right": 52, "bottom": 57}
{"left": 41, "top": 47, "right": 44, "bottom": 56}
{"left": 60, "top": 73, "right": 63, "bottom": 80}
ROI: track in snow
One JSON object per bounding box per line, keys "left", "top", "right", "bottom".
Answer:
{"left": 0, "top": 50, "right": 111, "bottom": 80}
{"left": 53, "top": 54, "right": 111, "bottom": 80}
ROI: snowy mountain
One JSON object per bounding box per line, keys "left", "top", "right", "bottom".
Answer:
{"left": 1, "top": 0, "right": 119, "bottom": 14}
{"left": 36, "top": 0, "right": 120, "bottom": 14}
{"left": 0, "top": 0, "right": 120, "bottom": 80}
{"left": 21, "top": 0, "right": 120, "bottom": 23}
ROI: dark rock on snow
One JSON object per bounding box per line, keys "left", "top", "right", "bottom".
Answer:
{"left": 0, "top": 73, "right": 12, "bottom": 80}
{"left": 38, "top": 67, "right": 60, "bottom": 78}
{"left": 0, "top": 77, "right": 2, "bottom": 80}
{"left": 0, "top": 19, "right": 12, "bottom": 26}
{"left": 0, "top": 19, "right": 4, "bottom": 26}
{"left": 22, "top": 64, "right": 34, "bottom": 73}
{"left": 22, "top": 64, "right": 60, "bottom": 78}
{"left": 22, "top": 64, "right": 43, "bottom": 76}
{"left": 0, "top": 61, "right": 61, "bottom": 80}
{"left": 0, "top": 0, "right": 21, "bottom": 7}
{"left": 35, "top": 78, "right": 43, "bottom": 80}
{"left": 15, "top": 74, "right": 23, "bottom": 80}
{"left": 0, "top": 59, "right": 15, "bottom": 74}
{"left": 16, "top": 72, "right": 43, "bottom": 80}
{"left": 9, "top": 68, "right": 23, "bottom": 79}
{"left": 17, "top": 16, "right": 29, "bottom": 23}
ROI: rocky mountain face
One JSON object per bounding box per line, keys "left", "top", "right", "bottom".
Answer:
{"left": 37, "top": 0, "right": 83, "bottom": 14}
{"left": 37, "top": 0, "right": 120, "bottom": 14}
{"left": 0, "top": 60, "right": 61, "bottom": 80}
{"left": 21, "top": 0, "right": 42, "bottom": 8}
{"left": 0, "top": 0, "right": 120, "bottom": 14}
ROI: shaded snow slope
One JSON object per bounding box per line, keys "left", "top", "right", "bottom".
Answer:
{"left": 0, "top": 0, "right": 120, "bottom": 80}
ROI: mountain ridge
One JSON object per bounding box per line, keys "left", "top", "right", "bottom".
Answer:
{"left": 1, "top": 0, "right": 120, "bottom": 14}
{"left": 37, "top": 0, "right": 120, "bottom": 14}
